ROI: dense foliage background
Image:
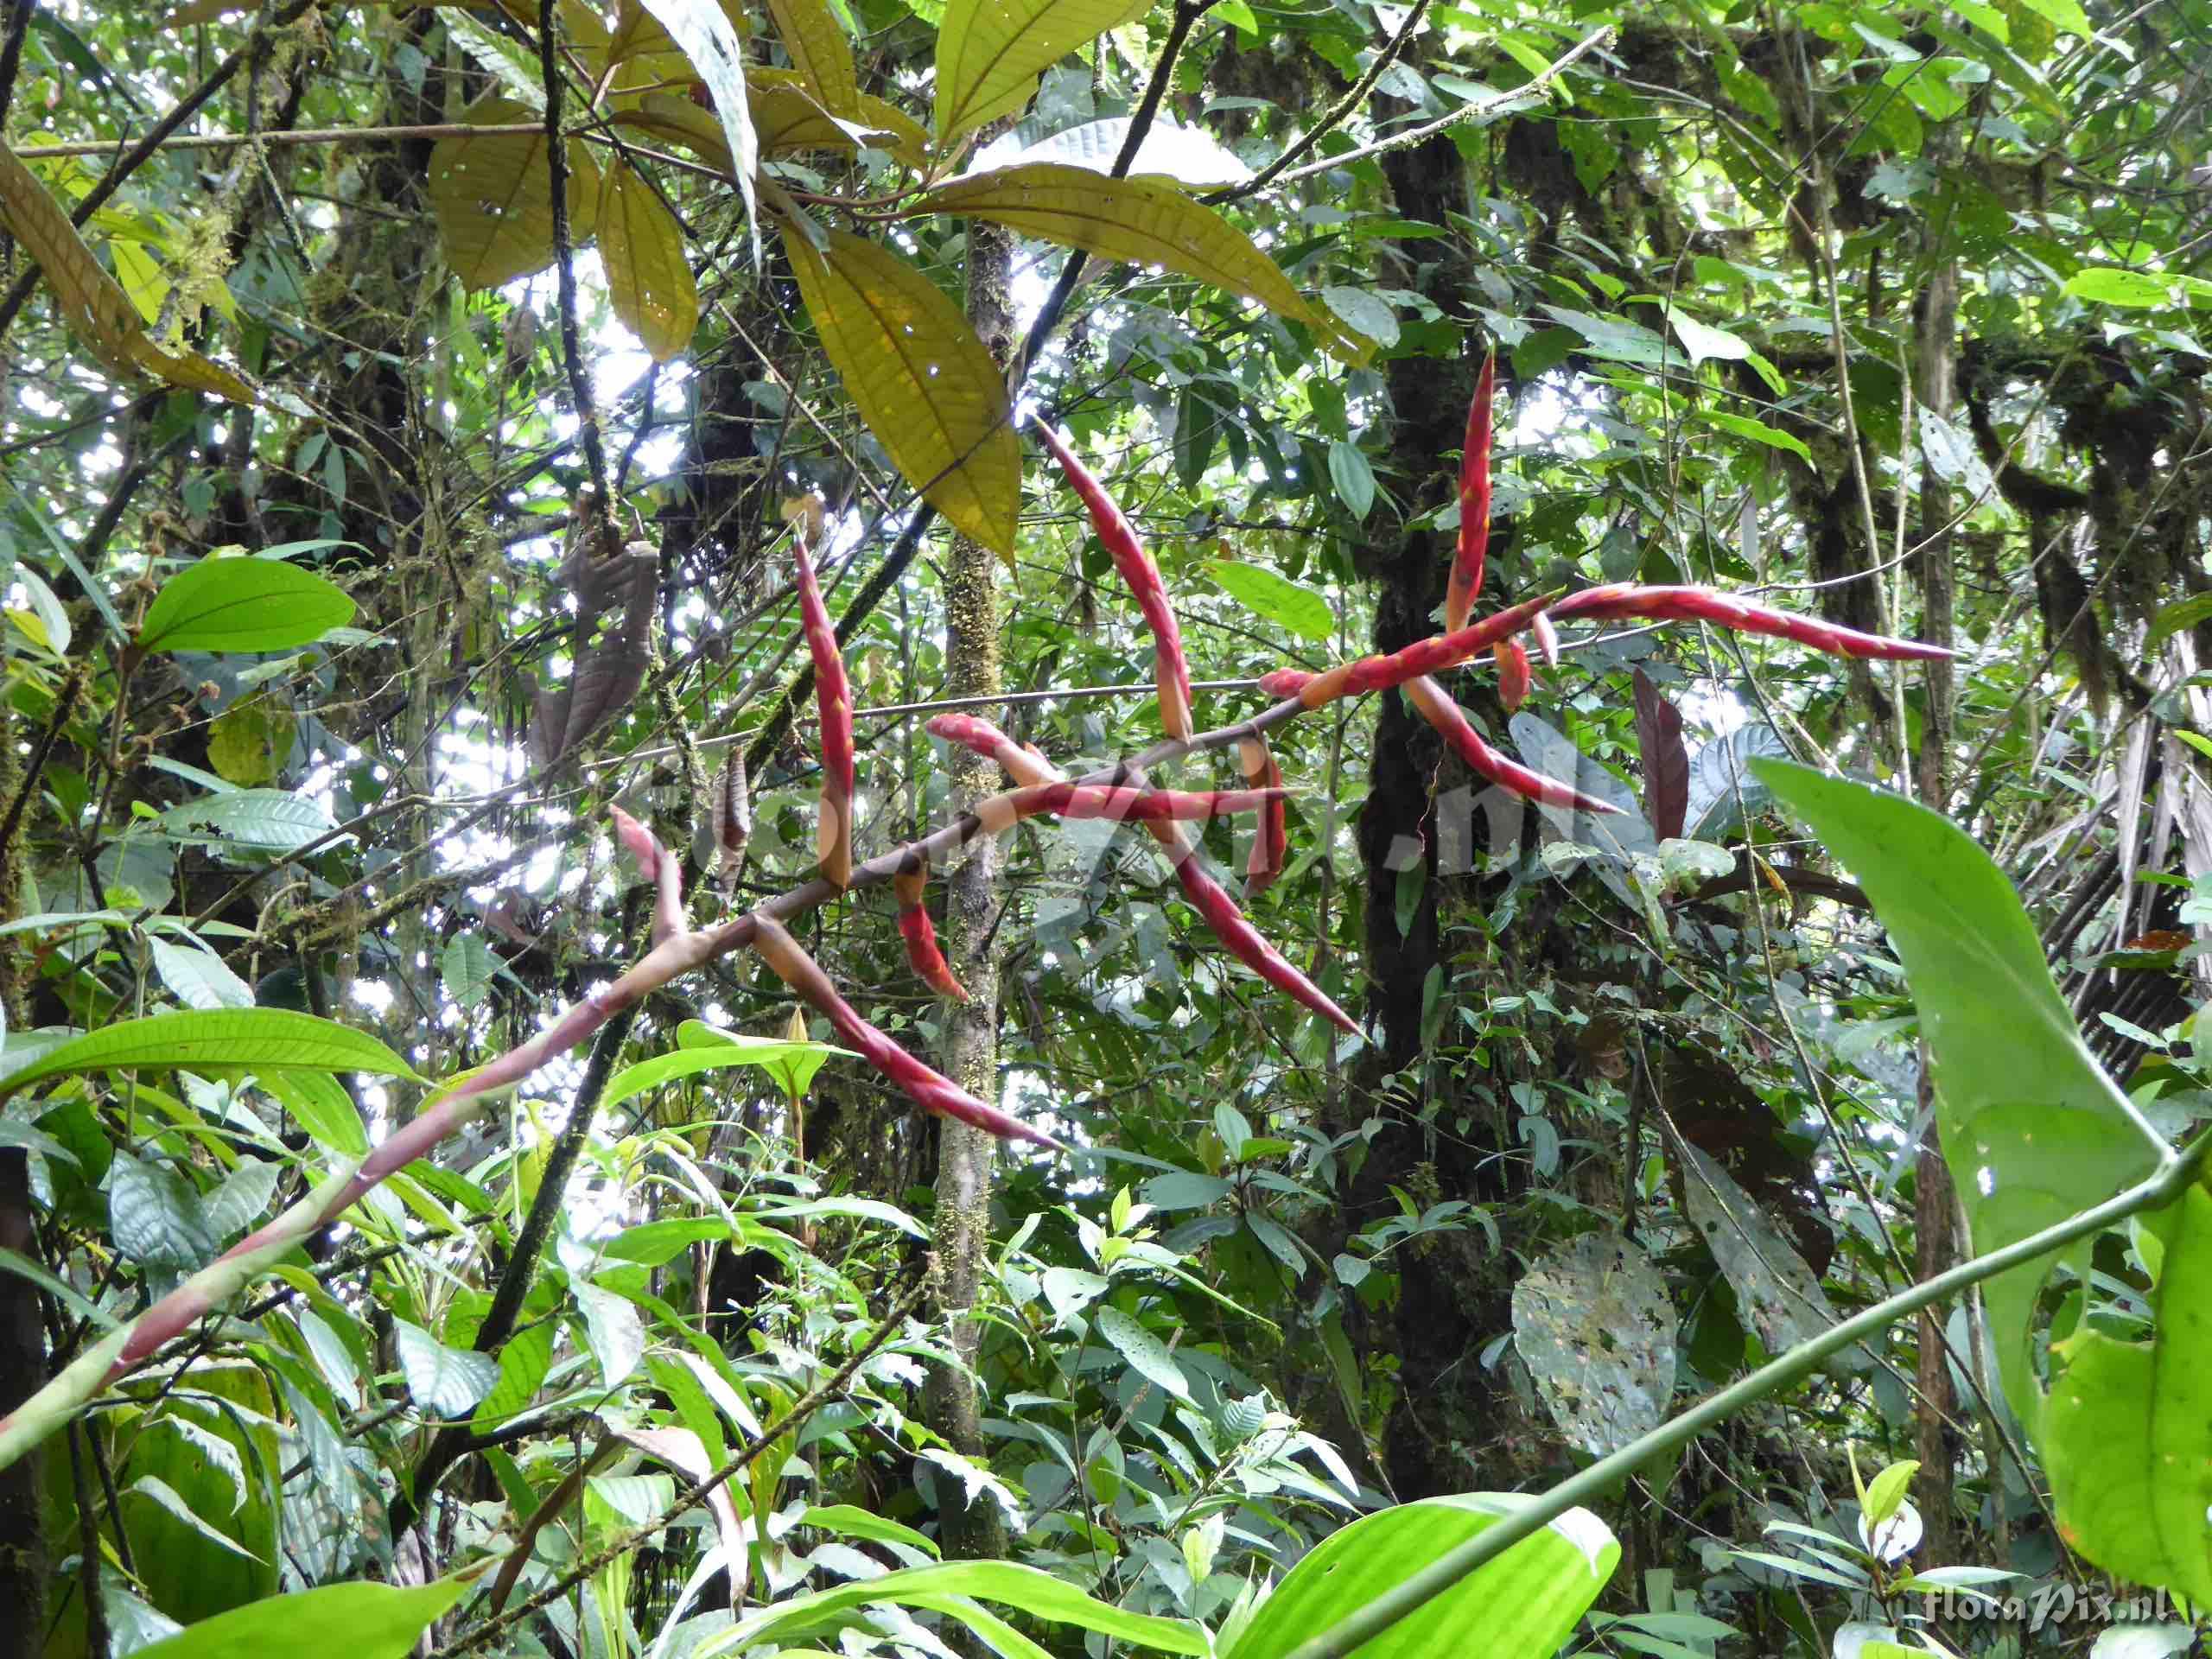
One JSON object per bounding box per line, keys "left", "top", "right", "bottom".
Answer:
{"left": 3, "top": 0, "right": 2210, "bottom": 1654}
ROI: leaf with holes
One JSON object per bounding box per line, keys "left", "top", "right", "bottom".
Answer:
{"left": 597, "top": 160, "right": 697, "bottom": 360}
{"left": 782, "top": 225, "right": 1018, "bottom": 554}
{"left": 1512, "top": 1233, "right": 1675, "bottom": 1457}
{"left": 428, "top": 104, "right": 600, "bottom": 292}
{"left": 1093, "top": 1306, "right": 1190, "bottom": 1401}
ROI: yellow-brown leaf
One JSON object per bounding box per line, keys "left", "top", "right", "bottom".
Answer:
{"left": 934, "top": 0, "right": 1151, "bottom": 145}
{"left": 917, "top": 162, "right": 1370, "bottom": 365}
{"left": 609, "top": 93, "right": 735, "bottom": 172}
{"left": 782, "top": 225, "right": 1019, "bottom": 555}
{"left": 748, "top": 69, "right": 930, "bottom": 168}
{"left": 428, "top": 104, "right": 600, "bottom": 293}
{"left": 764, "top": 0, "right": 859, "bottom": 118}
{"left": 597, "top": 161, "right": 698, "bottom": 361}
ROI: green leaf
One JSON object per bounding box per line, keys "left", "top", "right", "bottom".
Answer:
{"left": 149, "top": 937, "right": 256, "bottom": 1011}
{"left": 1204, "top": 560, "right": 1334, "bottom": 644}
{"left": 2064, "top": 267, "right": 2179, "bottom": 308}
{"left": 472, "top": 1322, "right": 555, "bottom": 1431}
{"left": 699, "top": 1560, "right": 1208, "bottom": 1656}
{"left": 634, "top": 0, "right": 760, "bottom": 252}
{"left": 110, "top": 1154, "right": 218, "bottom": 1270}
{"left": 763, "top": 0, "right": 859, "bottom": 116}
{"left": 2145, "top": 593, "right": 2212, "bottom": 652}
{"left": 441, "top": 932, "right": 499, "bottom": 1011}
{"left": 996, "top": 116, "right": 1253, "bottom": 188}
{"left": 1321, "top": 285, "right": 1399, "bottom": 348}
{"left": 393, "top": 1318, "right": 501, "bottom": 1417}
{"left": 136, "top": 556, "right": 354, "bottom": 654}
{"left": 781, "top": 225, "right": 1020, "bottom": 554}
{"left": 914, "top": 164, "right": 1367, "bottom": 363}
{"left": 1223, "top": 1494, "right": 1618, "bottom": 1659}
{"left": 802, "top": 1503, "right": 942, "bottom": 1559}
{"left": 602, "top": 1032, "right": 854, "bottom": 1111}
{"left": 1094, "top": 1305, "right": 1191, "bottom": 1400}
{"left": 1696, "top": 410, "right": 1811, "bottom": 462}
{"left": 1329, "top": 439, "right": 1376, "bottom": 518}
{"left": 129, "top": 1576, "right": 470, "bottom": 1659}
{"left": 0, "top": 1007, "right": 419, "bottom": 1097}
{"left": 2012, "top": 0, "right": 2091, "bottom": 35}
{"left": 575, "top": 1281, "right": 646, "bottom": 1388}
{"left": 933, "top": 0, "right": 1153, "bottom": 145}
{"left": 162, "top": 788, "right": 339, "bottom": 855}
{"left": 1668, "top": 311, "right": 1751, "bottom": 363}
{"left": 262, "top": 1070, "right": 370, "bottom": 1158}
{"left": 1754, "top": 761, "right": 2165, "bottom": 1421}
{"left": 597, "top": 160, "right": 699, "bottom": 361}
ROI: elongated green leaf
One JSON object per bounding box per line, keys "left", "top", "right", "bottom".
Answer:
{"left": 764, "top": 0, "right": 859, "bottom": 116}
{"left": 130, "top": 1576, "right": 471, "bottom": 1659}
{"left": 601, "top": 1035, "right": 853, "bottom": 1112}
{"left": 598, "top": 159, "right": 698, "bottom": 360}
{"left": 428, "top": 105, "right": 601, "bottom": 293}
{"left": 1094, "top": 1305, "right": 1191, "bottom": 1400}
{"left": 262, "top": 1070, "right": 370, "bottom": 1158}
{"left": 933, "top": 0, "right": 1151, "bottom": 144}
{"left": 1698, "top": 409, "right": 1812, "bottom": 461}
{"left": 1224, "top": 1494, "right": 1618, "bottom": 1659}
{"left": 1755, "top": 760, "right": 2166, "bottom": 1421}
{"left": 0, "top": 1007, "right": 420, "bottom": 1097}
{"left": 698, "top": 1560, "right": 1208, "bottom": 1656}
{"left": 802, "top": 1503, "right": 942, "bottom": 1559}
{"left": 2042, "top": 1181, "right": 2212, "bottom": 1605}
{"left": 781, "top": 224, "right": 1019, "bottom": 553}
{"left": 149, "top": 937, "right": 255, "bottom": 1010}
{"left": 137, "top": 556, "right": 354, "bottom": 654}
{"left": 915, "top": 163, "right": 1367, "bottom": 363}
{"left": 633, "top": 0, "right": 759, "bottom": 251}
{"left": 2063, "top": 267, "right": 2178, "bottom": 308}
{"left": 1204, "top": 559, "right": 1334, "bottom": 643}
{"left": 162, "top": 788, "right": 338, "bottom": 855}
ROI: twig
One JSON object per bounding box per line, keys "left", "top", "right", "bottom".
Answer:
{"left": 537, "top": 3, "right": 608, "bottom": 502}
{"left": 1229, "top": 0, "right": 1434, "bottom": 200}
{"left": 0, "top": 662, "right": 87, "bottom": 868}
{"left": 0, "top": 0, "right": 35, "bottom": 133}
{"left": 5, "top": 120, "right": 546, "bottom": 161}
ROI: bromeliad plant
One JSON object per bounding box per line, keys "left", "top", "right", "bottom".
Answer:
{"left": 0, "top": 359, "right": 1945, "bottom": 1476}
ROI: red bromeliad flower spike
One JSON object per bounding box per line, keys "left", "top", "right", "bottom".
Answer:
{"left": 794, "top": 525, "right": 855, "bottom": 887}
{"left": 1443, "top": 349, "right": 1497, "bottom": 633}
{"left": 752, "top": 912, "right": 1062, "bottom": 1150}
{"left": 1403, "top": 675, "right": 1624, "bottom": 817}
{"left": 926, "top": 712, "right": 1065, "bottom": 787}
{"left": 1238, "top": 734, "right": 1287, "bottom": 896}
{"left": 1257, "top": 590, "right": 1559, "bottom": 709}
{"left": 1168, "top": 841, "right": 1358, "bottom": 1033}
{"left": 1549, "top": 584, "right": 1952, "bottom": 662}
{"left": 1033, "top": 421, "right": 1195, "bottom": 740}
{"left": 1495, "top": 637, "right": 1533, "bottom": 713}
{"left": 610, "top": 804, "right": 686, "bottom": 945}
{"left": 893, "top": 859, "right": 968, "bottom": 1003}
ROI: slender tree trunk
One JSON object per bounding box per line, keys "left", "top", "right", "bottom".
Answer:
{"left": 1911, "top": 251, "right": 1962, "bottom": 1567}
{"left": 925, "top": 212, "right": 1015, "bottom": 1564}
{"left": 0, "top": 717, "right": 44, "bottom": 1656}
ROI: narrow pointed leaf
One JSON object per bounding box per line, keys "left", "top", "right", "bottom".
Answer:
{"left": 0, "top": 1008, "right": 419, "bottom": 1097}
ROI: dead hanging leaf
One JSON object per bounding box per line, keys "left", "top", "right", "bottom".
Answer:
{"left": 597, "top": 160, "right": 698, "bottom": 360}
{"left": 0, "top": 143, "right": 255, "bottom": 404}
{"left": 779, "top": 491, "right": 827, "bottom": 540}
{"left": 747, "top": 72, "right": 931, "bottom": 168}
{"left": 714, "top": 744, "right": 751, "bottom": 881}
{"left": 762, "top": 0, "right": 859, "bottom": 117}
{"left": 915, "top": 163, "right": 1368, "bottom": 364}
{"left": 428, "top": 102, "right": 601, "bottom": 293}
{"left": 780, "top": 224, "right": 1019, "bottom": 555}
{"left": 533, "top": 533, "right": 659, "bottom": 769}
{"left": 1632, "top": 667, "right": 1688, "bottom": 840}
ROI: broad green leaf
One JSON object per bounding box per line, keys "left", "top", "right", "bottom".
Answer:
{"left": 124, "top": 1474, "right": 263, "bottom": 1562}
{"left": 1222, "top": 1493, "right": 1618, "bottom": 1659}
{"left": 0, "top": 1007, "right": 419, "bottom": 1096}
{"left": 597, "top": 160, "right": 698, "bottom": 360}
{"left": 2145, "top": 592, "right": 2212, "bottom": 652}
{"left": 1321, "top": 284, "right": 1399, "bottom": 348}
{"left": 111, "top": 1154, "right": 218, "bottom": 1269}
{"left": 764, "top": 0, "right": 859, "bottom": 116}
{"left": 472, "top": 1321, "right": 555, "bottom": 1430}
{"left": 1204, "top": 560, "right": 1334, "bottom": 644}
{"left": 933, "top": 0, "right": 1153, "bottom": 145}
{"left": 914, "top": 164, "right": 1368, "bottom": 364}
{"left": 129, "top": 1576, "right": 470, "bottom": 1659}
{"left": 428, "top": 105, "right": 601, "bottom": 292}
{"left": 633, "top": 0, "right": 760, "bottom": 251}
{"left": 162, "top": 787, "right": 338, "bottom": 855}
{"left": 262, "top": 1070, "right": 370, "bottom": 1158}
{"left": 149, "top": 937, "right": 255, "bottom": 1011}
{"left": 2064, "top": 267, "right": 2178, "bottom": 308}
{"left": 781, "top": 225, "right": 1019, "bottom": 554}
{"left": 441, "top": 932, "right": 499, "bottom": 1011}
{"left": 1680, "top": 1141, "right": 1858, "bottom": 1370}
{"left": 575, "top": 1281, "right": 646, "bottom": 1387}
{"left": 1756, "top": 761, "right": 2165, "bottom": 1421}
{"left": 1669, "top": 311, "right": 1751, "bottom": 363}
{"left": 1328, "top": 439, "right": 1376, "bottom": 518}
{"left": 2013, "top": 0, "right": 2090, "bottom": 35}
{"left": 204, "top": 1155, "right": 281, "bottom": 1239}
{"left": 0, "top": 144, "right": 254, "bottom": 404}
{"left": 698, "top": 1560, "right": 1208, "bottom": 1656}
{"left": 1094, "top": 1306, "right": 1191, "bottom": 1400}
{"left": 393, "top": 1318, "right": 501, "bottom": 1417}
{"left": 137, "top": 556, "right": 354, "bottom": 653}
{"left": 445, "top": 7, "right": 546, "bottom": 110}
{"left": 601, "top": 1033, "right": 853, "bottom": 1111}
{"left": 610, "top": 92, "right": 734, "bottom": 170}
{"left": 2042, "top": 1182, "right": 2212, "bottom": 1605}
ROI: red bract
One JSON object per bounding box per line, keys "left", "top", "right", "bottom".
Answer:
{"left": 1444, "top": 350, "right": 1496, "bottom": 632}
{"left": 1548, "top": 584, "right": 1953, "bottom": 662}
{"left": 979, "top": 781, "right": 1287, "bottom": 836}
{"left": 1496, "top": 638, "right": 1533, "bottom": 712}
{"left": 925, "top": 712, "right": 1065, "bottom": 786}
{"left": 1170, "top": 848, "right": 1357, "bottom": 1033}
{"left": 893, "top": 862, "right": 968, "bottom": 1002}
{"left": 610, "top": 804, "right": 685, "bottom": 945}
{"left": 1034, "top": 422, "right": 1194, "bottom": 739}
{"left": 751, "top": 913, "right": 1061, "bottom": 1149}
{"left": 1403, "top": 674, "right": 1624, "bottom": 817}
{"left": 1531, "top": 612, "right": 1561, "bottom": 669}
{"left": 1239, "top": 734, "right": 1287, "bottom": 896}
{"left": 1271, "top": 591, "right": 1559, "bottom": 709}
{"left": 795, "top": 531, "right": 855, "bottom": 887}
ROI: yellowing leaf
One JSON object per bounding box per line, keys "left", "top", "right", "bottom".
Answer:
{"left": 933, "top": 0, "right": 1152, "bottom": 145}
{"left": 916, "top": 162, "right": 1369, "bottom": 364}
{"left": 208, "top": 690, "right": 296, "bottom": 787}
{"left": 597, "top": 161, "right": 698, "bottom": 360}
{"left": 428, "top": 104, "right": 600, "bottom": 292}
{"left": 782, "top": 224, "right": 1019, "bottom": 554}
{"left": 749, "top": 69, "right": 931, "bottom": 167}
{"left": 764, "top": 0, "right": 859, "bottom": 117}
{"left": 632, "top": 0, "right": 760, "bottom": 255}
{"left": 0, "top": 144, "right": 254, "bottom": 404}
{"left": 609, "top": 92, "right": 735, "bottom": 172}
